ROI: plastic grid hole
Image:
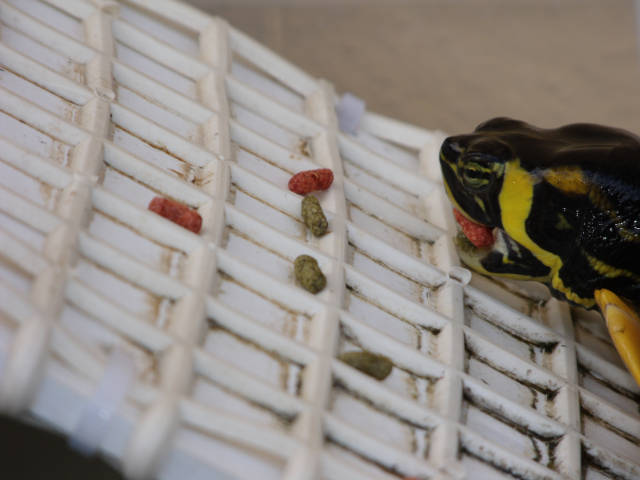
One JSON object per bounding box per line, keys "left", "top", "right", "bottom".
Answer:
{"left": 350, "top": 130, "right": 421, "bottom": 172}
{"left": 0, "top": 25, "right": 86, "bottom": 83}
{"left": 345, "top": 289, "right": 436, "bottom": 350}
{"left": 115, "top": 86, "right": 201, "bottom": 143}
{"left": 464, "top": 304, "right": 558, "bottom": 372}
{"left": 114, "top": 41, "right": 198, "bottom": 98}
{"left": 465, "top": 353, "right": 557, "bottom": 419}
{"left": 222, "top": 226, "right": 295, "bottom": 283}
{"left": 461, "top": 396, "right": 561, "bottom": 469}
{"left": 0, "top": 163, "right": 62, "bottom": 212}
{"left": 579, "top": 367, "right": 640, "bottom": 419}
{"left": 228, "top": 185, "right": 306, "bottom": 239}
{"left": 459, "top": 451, "right": 528, "bottom": 480}
{"left": 88, "top": 210, "right": 187, "bottom": 275}
{"left": 0, "top": 110, "right": 73, "bottom": 166}
{"left": 112, "top": 126, "right": 203, "bottom": 182}
{"left": 0, "top": 211, "right": 47, "bottom": 253}
{"left": 572, "top": 307, "right": 625, "bottom": 370}
{"left": 203, "top": 323, "right": 305, "bottom": 397}
{"left": 347, "top": 244, "right": 431, "bottom": 303}
{"left": 0, "top": 256, "right": 35, "bottom": 296}
{"left": 322, "top": 442, "right": 408, "bottom": 479}
{"left": 214, "top": 269, "right": 312, "bottom": 345}
{"left": 0, "top": 67, "right": 82, "bottom": 123}
{"left": 165, "top": 427, "right": 287, "bottom": 480}
{"left": 467, "top": 274, "right": 547, "bottom": 318}
{"left": 57, "top": 305, "right": 159, "bottom": 386}
{"left": 580, "top": 439, "right": 640, "bottom": 480}
{"left": 330, "top": 387, "right": 432, "bottom": 458}
{"left": 347, "top": 204, "right": 423, "bottom": 257}
{"left": 117, "top": 3, "right": 200, "bottom": 56}
{"left": 6, "top": 0, "right": 86, "bottom": 41}
{"left": 581, "top": 409, "right": 640, "bottom": 465}
{"left": 73, "top": 256, "right": 176, "bottom": 329}
{"left": 230, "top": 59, "right": 305, "bottom": 113}
{"left": 343, "top": 160, "right": 423, "bottom": 214}
{"left": 192, "top": 375, "right": 296, "bottom": 429}
{"left": 337, "top": 325, "right": 438, "bottom": 404}
{"left": 234, "top": 145, "right": 294, "bottom": 185}
{"left": 231, "top": 102, "right": 310, "bottom": 156}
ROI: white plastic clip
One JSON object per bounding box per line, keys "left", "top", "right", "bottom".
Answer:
{"left": 336, "top": 93, "right": 366, "bottom": 134}
{"left": 448, "top": 266, "right": 471, "bottom": 286}
{"left": 70, "top": 348, "right": 136, "bottom": 456}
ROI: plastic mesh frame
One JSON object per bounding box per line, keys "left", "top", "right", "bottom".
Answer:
{"left": 0, "top": 1, "right": 638, "bottom": 479}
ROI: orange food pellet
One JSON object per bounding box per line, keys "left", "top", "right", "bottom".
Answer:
{"left": 148, "top": 197, "right": 202, "bottom": 234}
{"left": 453, "top": 209, "right": 493, "bottom": 248}
{"left": 288, "top": 168, "right": 334, "bottom": 195}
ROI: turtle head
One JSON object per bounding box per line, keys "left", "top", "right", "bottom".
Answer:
{"left": 439, "top": 130, "right": 511, "bottom": 230}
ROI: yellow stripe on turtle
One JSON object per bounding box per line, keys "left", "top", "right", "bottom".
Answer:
{"left": 474, "top": 195, "right": 487, "bottom": 213}
{"left": 498, "top": 160, "right": 558, "bottom": 269}
{"left": 543, "top": 166, "right": 590, "bottom": 195}
{"left": 442, "top": 175, "right": 466, "bottom": 215}
{"left": 585, "top": 252, "right": 640, "bottom": 282}
{"left": 499, "top": 160, "right": 596, "bottom": 307}
{"left": 595, "top": 289, "right": 640, "bottom": 386}
{"left": 550, "top": 274, "right": 595, "bottom": 308}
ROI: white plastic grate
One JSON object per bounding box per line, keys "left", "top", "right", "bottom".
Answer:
{"left": 0, "top": 1, "right": 639, "bottom": 479}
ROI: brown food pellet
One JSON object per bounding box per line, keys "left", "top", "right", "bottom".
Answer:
{"left": 294, "top": 254, "right": 326, "bottom": 294}
{"left": 148, "top": 197, "right": 202, "bottom": 234}
{"left": 301, "top": 195, "right": 328, "bottom": 236}
{"left": 288, "top": 168, "right": 334, "bottom": 195}
{"left": 339, "top": 351, "right": 393, "bottom": 380}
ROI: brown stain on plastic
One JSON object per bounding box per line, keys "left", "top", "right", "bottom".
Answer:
{"left": 349, "top": 243, "right": 429, "bottom": 300}
{"left": 462, "top": 391, "right": 561, "bottom": 471}
{"left": 38, "top": 182, "right": 56, "bottom": 210}
{"left": 297, "top": 137, "right": 311, "bottom": 157}
{"left": 114, "top": 125, "right": 197, "bottom": 183}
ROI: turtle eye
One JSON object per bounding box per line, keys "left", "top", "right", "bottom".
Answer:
{"left": 461, "top": 160, "right": 494, "bottom": 191}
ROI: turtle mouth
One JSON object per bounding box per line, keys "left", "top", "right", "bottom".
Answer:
{"left": 452, "top": 208, "right": 496, "bottom": 249}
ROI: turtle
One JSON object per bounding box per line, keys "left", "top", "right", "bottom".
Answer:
{"left": 439, "top": 117, "right": 640, "bottom": 386}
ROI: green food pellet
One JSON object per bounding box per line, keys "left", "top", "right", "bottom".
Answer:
{"left": 301, "top": 195, "right": 328, "bottom": 236}
{"left": 339, "top": 351, "right": 393, "bottom": 380}
{"left": 294, "top": 254, "right": 326, "bottom": 294}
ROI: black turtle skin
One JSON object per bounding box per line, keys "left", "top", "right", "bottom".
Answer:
{"left": 440, "top": 117, "right": 640, "bottom": 308}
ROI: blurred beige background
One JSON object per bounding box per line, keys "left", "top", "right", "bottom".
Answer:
{"left": 186, "top": 0, "right": 640, "bottom": 136}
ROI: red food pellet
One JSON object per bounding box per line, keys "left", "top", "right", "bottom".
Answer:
{"left": 453, "top": 209, "right": 494, "bottom": 248}
{"left": 288, "top": 168, "right": 334, "bottom": 195}
{"left": 148, "top": 197, "right": 202, "bottom": 234}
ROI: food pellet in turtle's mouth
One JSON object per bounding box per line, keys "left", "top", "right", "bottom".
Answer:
{"left": 453, "top": 208, "right": 494, "bottom": 248}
